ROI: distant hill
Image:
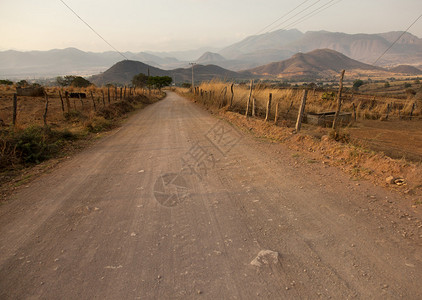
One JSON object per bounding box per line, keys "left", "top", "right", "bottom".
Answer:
{"left": 247, "top": 49, "right": 388, "bottom": 79}
{"left": 389, "top": 65, "right": 422, "bottom": 75}
{"left": 196, "top": 52, "right": 226, "bottom": 64}
{"left": 219, "top": 29, "right": 303, "bottom": 59}
{"left": 170, "top": 64, "right": 245, "bottom": 83}
{"left": 90, "top": 60, "right": 245, "bottom": 86}
{"left": 218, "top": 29, "right": 422, "bottom": 69}
{"left": 90, "top": 60, "right": 169, "bottom": 85}
{"left": 0, "top": 48, "right": 181, "bottom": 79}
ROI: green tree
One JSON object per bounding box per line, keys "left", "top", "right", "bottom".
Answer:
{"left": 71, "top": 76, "right": 91, "bottom": 88}
{"left": 0, "top": 79, "right": 13, "bottom": 85}
{"left": 56, "top": 75, "right": 76, "bottom": 87}
{"left": 147, "top": 76, "right": 172, "bottom": 89}
{"left": 132, "top": 73, "right": 149, "bottom": 88}
{"left": 353, "top": 79, "right": 364, "bottom": 90}
{"left": 17, "top": 80, "right": 29, "bottom": 87}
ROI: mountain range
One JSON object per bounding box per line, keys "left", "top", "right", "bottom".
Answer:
{"left": 90, "top": 60, "right": 247, "bottom": 86}
{"left": 90, "top": 49, "right": 421, "bottom": 86}
{"left": 1, "top": 29, "right": 422, "bottom": 80}
{"left": 247, "top": 49, "right": 388, "bottom": 79}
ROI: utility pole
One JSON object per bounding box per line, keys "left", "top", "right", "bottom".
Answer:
{"left": 189, "top": 62, "right": 197, "bottom": 95}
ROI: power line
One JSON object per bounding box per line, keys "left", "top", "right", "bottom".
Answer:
{"left": 282, "top": 0, "right": 341, "bottom": 31}
{"left": 265, "top": 0, "right": 323, "bottom": 33}
{"left": 373, "top": 13, "right": 422, "bottom": 65}
{"left": 58, "top": 0, "right": 128, "bottom": 60}
{"left": 255, "top": 0, "right": 342, "bottom": 40}
{"left": 254, "top": 0, "right": 311, "bottom": 35}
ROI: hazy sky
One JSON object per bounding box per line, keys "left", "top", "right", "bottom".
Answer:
{"left": 1, "top": 0, "right": 421, "bottom": 52}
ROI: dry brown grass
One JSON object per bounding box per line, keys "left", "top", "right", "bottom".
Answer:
{"left": 180, "top": 80, "right": 421, "bottom": 123}
{"left": 0, "top": 85, "right": 161, "bottom": 130}
{"left": 0, "top": 84, "right": 163, "bottom": 174}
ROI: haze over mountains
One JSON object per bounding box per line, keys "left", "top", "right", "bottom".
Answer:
{"left": 90, "top": 48, "right": 421, "bottom": 86}
{"left": 1, "top": 29, "right": 422, "bottom": 80}
{"left": 246, "top": 49, "right": 388, "bottom": 79}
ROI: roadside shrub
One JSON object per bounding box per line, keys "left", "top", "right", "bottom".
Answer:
{"left": 97, "top": 100, "right": 134, "bottom": 119}
{"left": 14, "top": 126, "right": 52, "bottom": 163}
{"left": 321, "top": 92, "right": 335, "bottom": 101}
{"left": 64, "top": 110, "right": 85, "bottom": 121}
{"left": 85, "top": 116, "right": 113, "bottom": 133}
{"left": 12, "top": 126, "right": 76, "bottom": 164}
{"left": 329, "top": 129, "right": 350, "bottom": 143}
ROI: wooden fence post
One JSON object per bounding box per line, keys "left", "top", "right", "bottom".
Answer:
{"left": 219, "top": 87, "right": 227, "bottom": 108}
{"left": 352, "top": 103, "right": 357, "bottom": 121}
{"left": 107, "top": 86, "right": 111, "bottom": 104}
{"left": 230, "top": 83, "right": 234, "bottom": 108}
{"left": 274, "top": 100, "right": 279, "bottom": 124}
{"left": 265, "top": 93, "right": 272, "bottom": 122}
{"left": 385, "top": 103, "right": 390, "bottom": 120}
{"left": 78, "top": 94, "right": 84, "bottom": 110}
{"left": 115, "top": 86, "right": 118, "bottom": 101}
{"left": 43, "top": 93, "right": 49, "bottom": 127}
{"left": 101, "top": 90, "right": 105, "bottom": 106}
{"left": 295, "top": 90, "right": 308, "bottom": 132}
{"left": 245, "top": 80, "right": 253, "bottom": 117}
{"left": 252, "top": 97, "right": 256, "bottom": 117}
{"left": 65, "top": 91, "right": 70, "bottom": 113}
{"left": 59, "top": 90, "right": 65, "bottom": 114}
{"left": 332, "top": 69, "right": 346, "bottom": 129}
{"left": 285, "top": 100, "right": 294, "bottom": 119}
{"left": 90, "top": 91, "right": 97, "bottom": 111}
{"left": 124, "top": 86, "right": 127, "bottom": 100}
{"left": 12, "top": 93, "right": 17, "bottom": 127}
{"left": 410, "top": 103, "right": 415, "bottom": 120}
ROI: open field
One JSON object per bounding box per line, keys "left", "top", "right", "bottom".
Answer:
{"left": 356, "top": 78, "right": 422, "bottom": 99}
{"left": 349, "top": 119, "right": 422, "bottom": 162}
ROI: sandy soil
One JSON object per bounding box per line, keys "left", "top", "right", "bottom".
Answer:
{"left": 0, "top": 92, "right": 421, "bottom": 299}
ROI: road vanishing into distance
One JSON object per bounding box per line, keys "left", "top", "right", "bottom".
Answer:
{"left": 1, "top": 92, "right": 421, "bottom": 299}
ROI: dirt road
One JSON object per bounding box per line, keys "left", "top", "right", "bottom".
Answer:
{"left": 1, "top": 92, "right": 421, "bottom": 299}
